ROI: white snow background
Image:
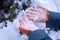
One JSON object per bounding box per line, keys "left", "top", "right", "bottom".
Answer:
{"left": 0, "top": 0, "right": 60, "bottom": 40}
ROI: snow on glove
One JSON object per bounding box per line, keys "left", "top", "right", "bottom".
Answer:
{"left": 19, "top": 16, "right": 39, "bottom": 36}
{"left": 26, "top": 5, "right": 50, "bottom": 22}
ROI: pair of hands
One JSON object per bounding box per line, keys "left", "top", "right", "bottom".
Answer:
{"left": 19, "top": 5, "right": 50, "bottom": 36}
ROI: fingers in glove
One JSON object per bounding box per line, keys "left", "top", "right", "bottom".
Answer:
{"left": 37, "top": 5, "right": 49, "bottom": 15}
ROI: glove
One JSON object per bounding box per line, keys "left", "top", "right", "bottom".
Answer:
{"left": 26, "top": 5, "right": 50, "bottom": 22}
{"left": 19, "top": 16, "right": 39, "bottom": 36}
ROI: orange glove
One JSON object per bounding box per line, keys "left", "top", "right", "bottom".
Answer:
{"left": 19, "top": 16, "right": 39, "bottom": 36}
{"left": 26, "top": 5, "right": 50, "bottom": 22}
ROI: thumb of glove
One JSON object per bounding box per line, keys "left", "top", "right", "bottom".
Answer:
{"left": 19, "top": 26, "right": 32, "bottom": 36}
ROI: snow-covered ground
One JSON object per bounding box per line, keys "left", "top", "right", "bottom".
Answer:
{"left": 0, "top": 0, "right": 60, "bottom": 40}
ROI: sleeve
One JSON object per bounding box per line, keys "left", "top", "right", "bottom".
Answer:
{"left": 46, "top": 11, "right": 60, "bottom": 30}
{"left": 28, "top": 29, "right": 52, "bottom": 40}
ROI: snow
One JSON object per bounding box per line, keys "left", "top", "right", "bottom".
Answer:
{"left": 48, "top": 30, "right": 57, "bottom": 40}
{"left": 0, "top": 22, "right": 5, "bottom": 28}
{"left": 0, "top": 0, "right": 60, "bottom": 40}
{"left": 18, "top": 1, "right": 23, "bottom": 9}
{"left": 30, "top": 0, "right": 60, "bottom": 12}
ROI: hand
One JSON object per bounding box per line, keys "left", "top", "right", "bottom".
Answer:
{"left": 19, "top": 16, "right": 39, "bottom": 36}
{"left": 26, "top": 5, "right": 50, "bottom": 22}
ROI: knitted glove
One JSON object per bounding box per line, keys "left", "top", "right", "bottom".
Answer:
{"left": 26, "top": 5, "right": 50, "bottom": 22}
{"left": 19, "top": 16, "right": 39, "bottom": 36}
